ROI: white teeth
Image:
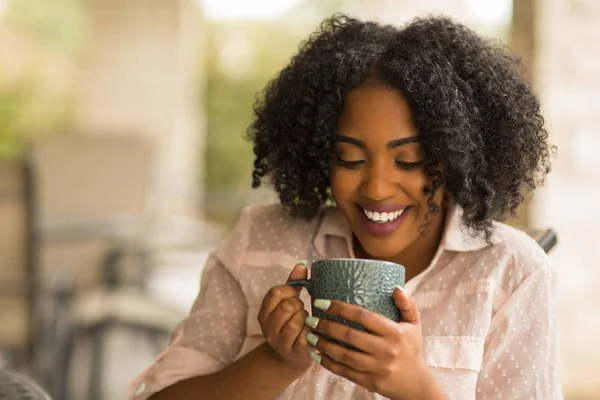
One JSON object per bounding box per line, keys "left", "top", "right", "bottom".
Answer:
{"left": 362, "top": 207, "right": 407, "bottom": 224}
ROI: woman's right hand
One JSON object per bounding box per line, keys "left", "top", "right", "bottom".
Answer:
{"left": 257, "top": 261, "right": 314, "bottom": 373}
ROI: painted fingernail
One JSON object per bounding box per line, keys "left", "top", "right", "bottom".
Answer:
{"left": 394, "top": 284, "right": 405, "bottom": 293}
{"left": 296, "top": 260, "right": 308, "bottom": 266}
{"left": 306, "top": 332, "right": 319, "bottom": 346}
{"left": 305, "top": 316, "right": 319, "bottom": 329}
{"left": 309, "top": 351, "right": 322, "bottom": 364}
{"left": 313, "top": 299, "right": 331, "bottom": 310}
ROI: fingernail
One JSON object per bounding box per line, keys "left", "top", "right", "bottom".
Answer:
{"left": 305, "top": 316, "right": 319, "bottom": 329}
{"left": 296, "top": 260, "right": 308, "bottom": 266}
{"left": 306, "top": 332, "right": 319, "bottom": 346}
{"left": 313, "top": 299, "right": 331, "bottom": 310}
{"left": 309, "top": 351, "right": 322, "bottom": 364}
{"left": 394, "top": 284, "right": 405, "bottom": 293}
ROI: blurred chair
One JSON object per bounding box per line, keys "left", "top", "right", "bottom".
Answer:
{"left": 27, "top": 134, "right": 184, "bottom": 400}
{"left": 30, "top": 134, "right": 153, "bottom": 290}
{"left": 0, "top": 368, "right": 52, "bottom": 400}
{"left": 0, "top": 161, "right": 34, "bottom": 369}
{"left": 524, "top": 228, "right": 558, "bottom": 254}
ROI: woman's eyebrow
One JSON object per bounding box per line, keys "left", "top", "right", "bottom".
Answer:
{"left": 335, "top": 135, "right": 366, "bottom": 148}
{"left": 335, "top": 134, "right": 419, "bottom": 149}
{"left": 387, "top": 136, "right": 419, "bottom": 149}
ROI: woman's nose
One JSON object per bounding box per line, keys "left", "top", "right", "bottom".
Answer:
{"left": 359, "top": 162, "right": 398, "bottom": 201}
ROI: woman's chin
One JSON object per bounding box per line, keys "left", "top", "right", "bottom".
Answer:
{"left": 356, "top": 239, "right": 408, "bottom": 262}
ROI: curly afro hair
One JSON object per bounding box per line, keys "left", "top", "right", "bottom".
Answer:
{"left": 247, "top": 14, "right": 554, "bottom": 241}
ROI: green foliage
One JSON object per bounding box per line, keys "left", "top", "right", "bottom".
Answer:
{"left": 0, "top": 0, "right": 82, "bottom": 160}
{"left": 0, "top": 75, "right": 31, "bottom": 158}
{"left": 0, "top": 75, "right": 75, "bottom": 159}
{"left": 204, "top": 21, "right": 302, "bottom": 186}
{"left": 203, "top": 20, "right": 312, "bottom": 222}
{"left": 5, "top": 0, "right": 86, "bottom": 51}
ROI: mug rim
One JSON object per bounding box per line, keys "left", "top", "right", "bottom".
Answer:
{"left": 312, "top": 258, "right": 405, "bottom": 270}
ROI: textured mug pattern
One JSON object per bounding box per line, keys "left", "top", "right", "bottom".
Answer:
{"left": 289, "top": 258, "right": 405, "bottom": 347}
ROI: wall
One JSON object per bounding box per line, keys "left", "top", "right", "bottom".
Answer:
{"left": 531, "top": 0, "right": 600, "bottom": 396}
{"left": 76, "top": 0, "right": 205, "bottom": 219}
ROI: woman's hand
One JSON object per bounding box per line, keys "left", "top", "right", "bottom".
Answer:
{"left": 257, "top": 262, "right": 315, "bottom": 373}
{"left": 304, "top": 287, "right": 448, "bottom": 400}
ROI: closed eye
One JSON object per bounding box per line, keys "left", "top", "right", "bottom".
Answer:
{"left": 395, "top": 160, "right": 423, "bottom": 170}
{"left": 334, "top": 156, "right": 364, "bottom": 169}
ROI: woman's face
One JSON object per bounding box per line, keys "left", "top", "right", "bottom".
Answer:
{"left": 329, "top": 85, "right": 445, "bottom": 261}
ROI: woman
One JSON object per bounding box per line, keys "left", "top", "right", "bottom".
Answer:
{"left": 130, "top": 14, "right": 561, "bottom": 400}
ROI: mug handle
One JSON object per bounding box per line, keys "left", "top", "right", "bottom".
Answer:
{"left": 288, "top": 279, "right": 310, "bottom": 290}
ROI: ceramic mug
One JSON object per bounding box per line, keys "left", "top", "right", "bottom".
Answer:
{"left": 288, "top": 258, "right": 405, "bottom": 337}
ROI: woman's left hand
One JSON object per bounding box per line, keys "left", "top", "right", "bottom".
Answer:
{"left": 304, "top": 287, "right": 448, "bottom": 400}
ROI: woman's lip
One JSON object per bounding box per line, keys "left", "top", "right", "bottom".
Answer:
{"left": 357, "top": 203, "right": 409, "bottom": 213}
{"left": 357, "top": 205, "right": 411, "bottom": 236}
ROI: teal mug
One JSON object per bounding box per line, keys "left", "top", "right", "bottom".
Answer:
{"left": 288, "top": 258, "right": 405, "bottom": 345}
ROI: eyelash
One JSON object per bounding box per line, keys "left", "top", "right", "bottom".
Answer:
{"left": 334, "top": 157, "right": 422, "bottom": 170}
{"left": 395, "top": 160, "right": 422, "bottom": 170}
{"left": 334, "top": 159, "right": 364, "bottom": 169}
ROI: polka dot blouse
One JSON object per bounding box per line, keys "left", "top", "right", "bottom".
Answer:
{"left": 129, "top": 202, "right": 563, "bottom": 400}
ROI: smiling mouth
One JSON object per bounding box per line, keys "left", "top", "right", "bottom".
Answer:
{"left": 360, "top": 206, "right": 410, "bottom": 224}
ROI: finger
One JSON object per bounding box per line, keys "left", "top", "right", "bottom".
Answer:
{"left": 307, "top": 316, "right": 383, "bottom": 354}
{"left": 258, "top": 285, "right": 301, "bottom": 322}
{"left": 393, "top": 286, "right": 420, "bottom": 324}
{"left": 278, "top": 309, "right": 308, "bottom": 350}
{"left": 311, "top": 351, "right": 372, "bottom": 389}
{"left": 293, "top": 321, "right": 313, "bottom": 352}
{"left": 267, "top": 297, "right": 305, "bottom": 337}
{"left": 307, "top": 334, "right": 376, "bottom": 373}
{"left": 312, "top": 299, "right": 396, "bottom": 336}
{"left": 286, "top": 261, "right": 308, "bottom": 297}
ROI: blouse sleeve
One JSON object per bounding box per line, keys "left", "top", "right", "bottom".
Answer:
{"left": 475, "top": 260, "right": 563, "bottom": 399}
{"left": 127, "top": 256, "right": 248, "bottom": 400}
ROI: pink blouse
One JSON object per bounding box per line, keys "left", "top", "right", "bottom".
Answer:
{"left": 129, "top": 202, "right": 563, "bottom": 399}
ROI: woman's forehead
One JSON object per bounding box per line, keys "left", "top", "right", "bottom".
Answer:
{"left": 338, "top": 86, "right": 418, "bottom": 143}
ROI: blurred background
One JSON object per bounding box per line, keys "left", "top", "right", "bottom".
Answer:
{"left": 0, "top": 0, "right": 597, "bottom": 399}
